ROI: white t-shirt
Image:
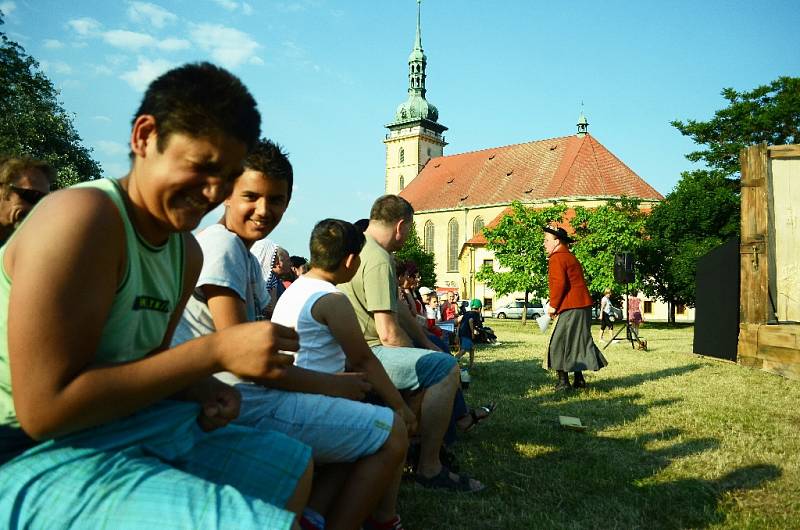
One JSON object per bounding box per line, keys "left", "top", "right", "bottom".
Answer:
{"left": 271, "top": 275, "right": 347, "bottom": 374}
{"left": 171, "top": 223, "right": 269, "bottom": 385}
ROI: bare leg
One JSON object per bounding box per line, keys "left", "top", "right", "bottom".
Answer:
{"left": 325, "top": 414, "right": 408, "bottom": 530}
{"left": 467, "top": 348, "right": 474, "bottom": 371}
{"left": 307, "top": 463, "right": 350, "bottom": 518}
{"left": 285, "top": 458, "right": 314, "bottom": 516}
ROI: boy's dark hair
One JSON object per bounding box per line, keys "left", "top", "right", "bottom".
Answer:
{"left": 0, "top": 156, "right": 56, "bottom": 199}
{"left": 369, "top": 195, "right": 413, "bottom": 224}
{"left": 289, "top": 255, "right": 308, "bottom": 268}
{"left": 133, "top": 62, "right": 260, "bottom": 155}
{"left": 309, "top": 219, "right": 366, "bottom": 272}
{"left": 243, "top": 139, "right": 293, "bottom": 202}
{"left": 396, "top": 260, "right": 418, "bottom": 278}
{"left": 353, "top": 218, "right": 369, "bottom": 233}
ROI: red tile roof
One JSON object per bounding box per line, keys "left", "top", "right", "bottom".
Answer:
{"left": 464, "top": 207, "right": 580, "bottom": 246}
{"left": 400, "top": 134, "right": 663, "bottom": 212}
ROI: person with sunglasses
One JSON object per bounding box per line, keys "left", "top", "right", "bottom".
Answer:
{"left": 0, "top": 156, "right": 54, "bottom": 246}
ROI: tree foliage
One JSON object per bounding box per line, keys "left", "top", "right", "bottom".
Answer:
{"left": 671, "top": 77, "right": 800, "bottom": 177}
{"left": 571, "top": 198, "right": 647, "bottom": 298}
{"left": 476, "top": 201, "right": 567, "bottom": 302}
{"left": 637, "top": 78, "right": 797, "bottom": 318}
{"left": 639, "top": 170, "right": 740, "bottom": 316}
{"left": 0, "top": 13, "right": 101, "bottom": 188}
{"left": 396, "top": 221, "right": 436, "bottom": 288}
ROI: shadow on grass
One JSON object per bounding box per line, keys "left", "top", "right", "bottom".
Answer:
{"left": 590, "top": 363, "right": 704, "bottom": 392}
{"left": 404, "top": 356, "right": 781, "bottom": 529}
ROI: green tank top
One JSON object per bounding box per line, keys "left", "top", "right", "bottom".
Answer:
{"left": 0, "top": 178, "right": 185, "bottom": 427}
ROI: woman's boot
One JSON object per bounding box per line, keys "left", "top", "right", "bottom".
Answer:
{"left": 554, "top": 370, "right": 571, "bottom": 391}
{"left": 573, "top": 371, "right": 586, "bottom": 389}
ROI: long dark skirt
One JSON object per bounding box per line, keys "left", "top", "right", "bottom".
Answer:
{"left": 547, "top": 307, "right": 608, "bottom": 372}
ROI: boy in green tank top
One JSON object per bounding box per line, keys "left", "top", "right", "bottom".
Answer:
{"left": 0, "top": 63, "right": 313, "bottom": 529}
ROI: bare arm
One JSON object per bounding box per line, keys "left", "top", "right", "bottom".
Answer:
{"left": 7, "top": 191, "right": 294, "bottom": 440}
{"left": 374, "top": 311, "right": 413, "bottom": 347}
{"left": 314, "top": 294, "right": 408, "bottom": 413}
{"left": 205, "top": 285, "right": 369, "bottom": 401}
{"left": 397, "top": 300, "right": 442, "bottom": 351}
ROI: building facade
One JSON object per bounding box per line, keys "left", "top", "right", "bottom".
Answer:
{"left": 385, "top": 2, "right": 693, "bottom": 321}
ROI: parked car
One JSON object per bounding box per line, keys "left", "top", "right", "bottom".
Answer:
{"left": 492, "top": 300, "right": 545, "bottom": 319}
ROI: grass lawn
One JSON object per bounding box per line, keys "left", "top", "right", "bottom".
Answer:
{"left": 397, "top": 320, "right": 800, "bottom": 529}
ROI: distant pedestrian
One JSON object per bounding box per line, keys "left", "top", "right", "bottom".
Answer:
{"left": 599, "top": 288, "right": 614, "bottom": 342}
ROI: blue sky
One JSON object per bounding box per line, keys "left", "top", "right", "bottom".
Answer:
{"left": 3, "top": 0, "right": 799, "bottom": 257}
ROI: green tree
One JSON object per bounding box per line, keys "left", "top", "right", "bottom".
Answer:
{"left": 671, "top": 77, "right": 800, "bottom": 177}
{"left": 396, "top": 221, "right": 436, "bottom": 288}
{"left": 639, "top": 78, "right": 797, "bottom": 320}
{"left": 640, "top": 170, "right": 740, "bottom": 321}
{"left": 571, "top": 198, "right": 647, "bottom": 298}
{"left": 0, "top": 12, "right": 101, "bottom": 188}
{"left": 476, "top": 201, "right": 567, "bottom": 323}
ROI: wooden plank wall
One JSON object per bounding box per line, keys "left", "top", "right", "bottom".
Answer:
{"left": 737, "top": 144, "right": 800, "bottom": 380}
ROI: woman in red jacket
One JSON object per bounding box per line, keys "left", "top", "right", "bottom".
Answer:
{"left": 543, "top": 226, "right": 607, "bottom": 390}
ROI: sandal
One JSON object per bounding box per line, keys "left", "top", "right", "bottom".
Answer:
{"left": 461, "top": 401, "right": 497, "bottom": 433}
{"left": 415, "top": 466, "right": 486, "bottom": 492}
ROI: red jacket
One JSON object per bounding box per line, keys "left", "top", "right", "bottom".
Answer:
{"left": 548, "top": 246, "right": 593, "bottom": 314}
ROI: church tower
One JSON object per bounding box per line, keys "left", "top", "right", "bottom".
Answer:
{"left": 384, "top": 0, "right": 447, "bottom": 194}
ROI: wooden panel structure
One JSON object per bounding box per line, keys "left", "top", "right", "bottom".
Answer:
{"left": 737, "top": 144, "right": 800, "bottom": 380}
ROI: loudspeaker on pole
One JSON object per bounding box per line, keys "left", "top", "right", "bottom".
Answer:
{"left": 614, "top": 252, "right": 635, "bottom": 283}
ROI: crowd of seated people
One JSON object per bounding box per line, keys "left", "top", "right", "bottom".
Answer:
{"left": 0, "top": 62, "right": 499, "bottom": 530}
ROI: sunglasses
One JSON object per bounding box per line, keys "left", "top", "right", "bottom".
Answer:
{"left": 9, "top": 185, "right": 48, "bottom": 205}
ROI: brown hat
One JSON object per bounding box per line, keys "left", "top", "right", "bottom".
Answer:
{"left": 543, "top": 225, "right": 575, "bottom": 244}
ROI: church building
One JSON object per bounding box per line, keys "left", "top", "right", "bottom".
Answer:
{"left": 387, "top": 2, "right": 690, "bottom": 321}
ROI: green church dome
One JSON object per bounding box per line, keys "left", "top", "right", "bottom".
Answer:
{"left": 395, "top": 94, "right": 439, "bottom": 123}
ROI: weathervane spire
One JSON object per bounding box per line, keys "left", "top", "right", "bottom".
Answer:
{"left": 414, "top": 0, "right": 423, "bottom": 51}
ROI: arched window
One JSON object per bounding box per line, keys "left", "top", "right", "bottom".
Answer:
{"left": 447, "top": 218, "right": 459, "bottom": 272}
{"left": 399, "top": 147, "right": 405, "bottom": 164}
{"left": 399, "top": 175, "right": 404, "bottom": 190}
{"left": 424, "top": 220, "right": 434, "bottom": 253}
{"left": 473, "top": 216, "right": 485, "bottom": 236}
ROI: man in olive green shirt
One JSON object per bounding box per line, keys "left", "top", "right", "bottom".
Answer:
{"left": 341, "top": 195, "right": 484, "bottom": 492}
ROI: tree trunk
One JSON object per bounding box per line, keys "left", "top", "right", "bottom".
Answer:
{"left": 522, "top": 290, "right": 529, "bottom": 325}
{"left": 668, "top": 299, "right": 676, "bottom": 324}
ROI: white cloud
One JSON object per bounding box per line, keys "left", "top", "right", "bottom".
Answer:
{"left": 43, "top": 39, "right": 64, "bottom": 49}
{"left": 242, "top": 3, "right": 253, "bottom": 15}
{"left": 102, "top": 162, "right": 130, "bottom": 179}
{"left": 120, "top": 57, "right": 174, "bottom": 91}
{"left": 212, "top": 0, "right": 238, "bottom": 10}
{"left": 103, "top": 29, "right": 157, "bottom": 50}
{"left": 67, "top": 17, "right": 102, "bottom": 37}
{"left": 249, "top": 56, "right": 264, "bottom": 66}
{"left": 0, "top": 1, "right": 16, "bottom": 16}
{"left": 102, "top": 30, "right": 189, "bottom": 53}
{"left": 40, "top": 60, "right": 73, "bottom": 75}
{"left": 158, "top": 37, "right": 191, "bottom": 51}
{"left": 93, "top": 115, "right": 113, "bottom": 123}
{"left": 95, "top": 140, "right": 130, "bottom": 157}
{"left": 189, "top": 23, "right": 259, "bottom": 69}
{"left": 127, "top": 2, "right": 177, "bottom": 29}
{"left": 93, "top": 64, "right": 114, "bottom": 75}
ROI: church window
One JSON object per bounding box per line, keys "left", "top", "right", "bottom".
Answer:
{"left": 473, "top": 216, "right": 485, "bottom": 236}
{"left": 399, "top": 147, "right": 405, "bottom": 164}
{"left": 447, "top": 218, "right": 459, "bottom": 272}
{"left": 399, "top": 175, "right": 405, "bottom": 190}
{"left": 424, "top": 220, "right": 434, "bottom": 253}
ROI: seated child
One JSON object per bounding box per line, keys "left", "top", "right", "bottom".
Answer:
{"left": 170, "top": 145, "right": 411, "bottom": 530}
{"left": 0, "top": 62, "right": 312, "bottom": 529}
{"left": 456, "top": 299, "right": 484, "bottom": 371}
{"left": 272, "top": 218, "right": 418, "bottom": 530}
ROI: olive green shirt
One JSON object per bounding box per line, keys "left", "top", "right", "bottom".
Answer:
{"left": 339, "top": 234, "right": 398, "bottom": 348}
